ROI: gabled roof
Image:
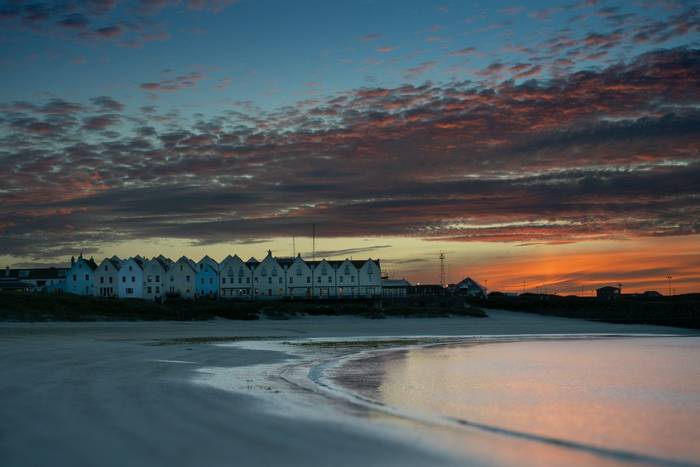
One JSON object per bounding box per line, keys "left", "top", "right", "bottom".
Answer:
{"left": 198, "top": 255, "right": 218, "bottom": 266}
{"left": 455, "top": 277, "right": 486, "bottom": 291}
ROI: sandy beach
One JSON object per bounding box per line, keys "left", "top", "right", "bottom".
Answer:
{"left": 1, "top": 310, "right": 696, "bottom": 467}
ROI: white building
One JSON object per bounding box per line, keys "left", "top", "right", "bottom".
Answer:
{"left": 166, "top": 256, "right": 197, "bottom": 299}
{"left": 65, "top": 255, "right": 98, "bottom": 296}
{"left": 358, "top": 259, "right": 382, "bottom": 298}
{"left": 335, "top": 259, "right": 359, "bottom": 298}
{"left": 252, "top": 251, "right": 286, "bottom": 299}
{"left": 94, "top": 257, "right": 121, "bottom": 297}
{"left": 143, "top": 257, "right": 169, "bottom": 302}
{"left": 117, "top": 257, "right": 145, "bottom": 299}
{"left": 220, "top": 255, "right": 253, "bottom": 298}
{"left": 312, "top": 259, "right": 337, "bottom": 298}
{"left": 285, "top": 254, "right": 313, "bottom": 299}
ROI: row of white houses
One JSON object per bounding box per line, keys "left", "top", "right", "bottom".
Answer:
{"left": 64, "top": 251, "right": 383, "bottom": 301}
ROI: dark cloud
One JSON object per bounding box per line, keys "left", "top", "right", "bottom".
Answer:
{"left": 0, "top": 47, "right": 699, "bottom": 258}
{"left": 139, "top": 72, "right": 204, "bottom": 92}
{"left": 90, "top": 96, "right": 124, "bottom": 112}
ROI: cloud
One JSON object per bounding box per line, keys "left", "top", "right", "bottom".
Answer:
{"left": 448, "top": 47, "right": 476, "bottom": 57}
{"left": 404, "top": 61, "right": 436, "bottom": 78}
{"left": 90, "top": 96, "right": 124, "bottom": 112}
{"left": 140, "top": 71, "right": 204, "bottom": 92}
{"left": 0, "top": 47, "right": 699, "bottom": 259}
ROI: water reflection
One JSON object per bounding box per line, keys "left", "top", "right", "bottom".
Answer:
{"left": 338, "top": 337, "right": 700, "bottom": 466}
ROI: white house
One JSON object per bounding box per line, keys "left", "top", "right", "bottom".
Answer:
{"left": 65, "top": 255, "right": 98, "bottom": 296}
{"left": 166, "top": 256, "right": 197, "bottom": 299}
{"left": 358, "top": 259, "right": 382, "bottom": 298}
{"left": 253, "top": 251, "right": 286, "bottom": 299}
{"left": 117, "top": 257, "right": 145, "bottom": 299}
{"left": 286, "top": 254, "right": 313, "bottom": 299}
{"left": 313, "top": 259, "right": 337, "bottom": 298}
{"left": 94, "top": 256, "right": 121, "bottom": 297}
{"left": 335, "top": 259, "right": 359, "bottom": 298}
{"left": 143, "top": 257, "right": 169, "bottom": 302}
{"left": 196, "top": 256, "right": 219, "bottom": 298}
{"left": 220, "top": 255, "right": 252, "bottom": 299}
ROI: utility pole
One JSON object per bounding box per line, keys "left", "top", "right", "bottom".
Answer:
{"left": 439, "top": 252, "right": 445, "bottom": 288}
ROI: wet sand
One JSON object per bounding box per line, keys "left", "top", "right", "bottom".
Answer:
{"left": 0, "top": 310, "right": 695, "bottom": 467}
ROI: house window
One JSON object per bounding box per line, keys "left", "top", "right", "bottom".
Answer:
{"left": 279, "top": 277, "right": 282, "bottom": 284}
{"left": 73, "top": 274, "right": 77, "bottom": 281}
{"left": 261, "top": 267, "right": 267, "bottom": 277}
{"left": 246, "top": 277, "right": 250, "bottom": 283}
{"left": 155, "top": 275, "right": 160, "bottom": 282}
{"left": 344, "top": 266, "right": 350, "bottom": 274}
{"left": 238, "top": 277, "right": 242, "bottom": 284}
{"left": 127, "top": 287, "right": 133, "bottom": 294}
{"left": 122, "top": 276, "right": 126, "bottom": 283}
{"left": 155, "top": 286, "right": 160, "bottom": 293}
{"left": 109, "top": 277, "right": 113, "bottom": 284}
{"left": 201, "top": 278, "right": 204, "bottom": 284}
{"left": 328, "top": 276, "right": 332, "bottom": 283}
{"left": 317, "top": 276, "right": 321, "bottom": 283}
{"left": 131, "top": 276, "right": 135, "bottom": 282}
{"left": 100, "top": 277, "right": 104, "bottom": 284}
{"left": 351, "top": 276, "right": 355, "bottom": 282}
{"left": 129, "top": 266, "right": 132, "bottom": 271}
{"left": 186, "top": 275, "right": 190, "bottom": 282}
{"left": 306, "top": 277, "right": 310, "bottom": 284}
{"left": 148, "top": 275, "right": 152, "bottom": 283}
{"left": 209, "top": 278, "right": 213, "bottom": 285}
{"left": 238, "top": 267, "right": 243, "bottom": 276}
{"left": 272, "top": 269, "right": 277, "bottom": 277}
{"left": 289, "top": 277, "right": 293, "bottom": 284}
{"left": 105, "top": 266, "right": 108, "bottom": 271}
{"left": 85, "top": 274, "right": 89, "bottom": 280}
{"left": 268, "top": 277, "right": 272, "bottom": 284}
{"left": 147, "top": 286, "right": 152, "bottom": 294}
{"left": 180, "top": 265, "right": 183, "bottom": 271}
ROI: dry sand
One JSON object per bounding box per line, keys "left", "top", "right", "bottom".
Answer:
{"left": 0, "top": 310, "right": 695, "bottom": 467}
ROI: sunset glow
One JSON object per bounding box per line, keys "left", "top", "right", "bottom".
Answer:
{"left": 1, "top": 0, "right": 698, "bottom": 293}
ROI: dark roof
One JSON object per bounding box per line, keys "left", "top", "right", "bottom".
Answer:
{"left": 382, "top": 279, "right": 411, "bottom": 287}
{"left": 597, "top": 286, "right": 621, "bottom": 291}
{"left": 3, "top": 268, "right": 68, "bottom": 280}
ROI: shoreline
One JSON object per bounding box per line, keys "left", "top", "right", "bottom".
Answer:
{"left": 1, "top": 311, "right": 697, "bottom": 467}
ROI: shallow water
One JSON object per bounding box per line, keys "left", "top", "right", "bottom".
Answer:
{"left": 335, "top": 337, "right": 700, "bottom": 466}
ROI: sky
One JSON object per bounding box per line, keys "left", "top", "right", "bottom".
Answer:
{"left": 0, "top": 0, "right": 699, "bottom": 295}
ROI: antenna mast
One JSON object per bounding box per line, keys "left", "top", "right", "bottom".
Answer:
{"left": 439, "top": 251, "right": 445, "bottom": 288}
